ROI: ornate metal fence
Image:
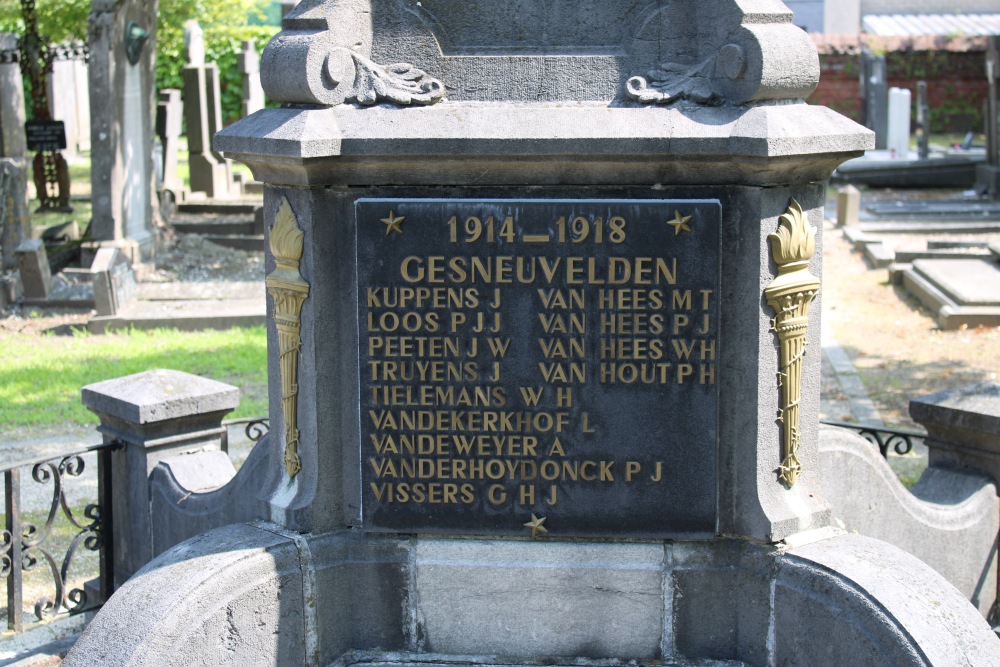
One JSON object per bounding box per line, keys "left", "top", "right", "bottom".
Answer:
{"left": 2, "top": 441, "right": 118, "bottom": 634}
{"left": 820, "top": 420, "right": 925, "bottom": 459}
{"left": 220, "top": 417, "right": 269, "bottom": 453}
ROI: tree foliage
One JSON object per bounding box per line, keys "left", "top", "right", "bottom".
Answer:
{"left": 0, "top": 0, "right": 279, "bottom": 124}
{"left": 156, "top": 0, "right": 279, "bottom": 124}
{"left": 0, "top": 0, "right": 90, "bottom": 43}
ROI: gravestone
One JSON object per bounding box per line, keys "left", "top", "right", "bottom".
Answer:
{"left": 90, "top": 246, "right": 137, "bottom": 317}
{"left": 87, "top": 0, "right": 159, "bottom": 264}
{"left": 182, "top": 21, "right": 231, "bottom": 199}
{"left": 916, "top": 80, "right": 930, "bottom": 159}
{"left": 0, "top": 33, "right": 30, "bottom": 273}
{"left": 861, "top": 50, "right": 888, "bottom": 150}
{"left": 155, "top": 89, "right": 183, "bottom": 193}
{"left": 0, "top": 33, "right": 27, "bottom": 160}
{"left": 237, "top": 39, "right": 265, "bottom": 117}
{"left": 0, "top": 149, "right": 30, "bottom": 278}
{"left": 902, "top": 257, "right": 1000, "bottom": 329}
{"left": 978, "top": 36, "right": 1000, "bottom": 198}
{"left": 887, "top": 87, "right": 911, "bottom": 159}
{"left": 65, "top": 2, "right": 1000, "bottom": 665}
{"left": 16, "top": 238, "right": 51, "bottom": 299}
{"left": 836, "top": 184, "right": 861, "bottom": 227}
{"left": 48, "top": 42, "right": 89, "bottom": 158}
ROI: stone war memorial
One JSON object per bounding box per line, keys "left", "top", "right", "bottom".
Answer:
{"left": 65, "top": 1, "right": 1000, "bottom": 665}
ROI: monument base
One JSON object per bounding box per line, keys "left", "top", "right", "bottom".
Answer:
{"left": 63, "top": 523, "right": 999, "bottom": 666}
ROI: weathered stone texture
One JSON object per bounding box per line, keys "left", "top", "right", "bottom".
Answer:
{"left": 819, "top": 425, "right": 999, "bottom": 617}
{"left": 88, "top": 0, "right": 159, "bottom": 258}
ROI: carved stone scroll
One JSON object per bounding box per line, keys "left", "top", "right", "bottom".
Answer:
{"left": 765, "top": 200, "right": 820, "bottom": 487}
{"left": 328, "top": 49, "right": 445, "bottom": 107}
{"left": 626, "top": 44, "right": 746, "bottom": 106}
{"left": 266, "top": 197, "right": 309, "bottom": 478}
{"left": 261, "top": 37, "right": 445, "bottom": 108}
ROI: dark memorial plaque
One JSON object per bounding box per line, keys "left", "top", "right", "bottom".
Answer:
{"left": 357, "top": 199, "right": 720, "bottom": 538}
{"left": 25, "top": 120, "right": 67, "bottom": 152}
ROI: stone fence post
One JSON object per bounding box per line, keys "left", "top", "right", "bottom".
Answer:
{"left": 82, "top": 369, "right": 239, "bottom": 587}
{"left": 910, "top": 382, "right": 1000, "bottom": 482}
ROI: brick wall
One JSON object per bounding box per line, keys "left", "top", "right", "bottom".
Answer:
{"left": 809, "top": 47, "right": 989, "bottom": 134}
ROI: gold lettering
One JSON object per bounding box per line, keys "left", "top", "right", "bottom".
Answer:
{"left": 548, "top": 437, "right": 566, "bottom": 457}
{"left": 487, "top": 484, "right": 507, "bottom": 505}
{"left": 556, "top": 387, "right": 573, "bottom": 408}
{"left": 678, "top": 363, "right": 694, "bottom": 384}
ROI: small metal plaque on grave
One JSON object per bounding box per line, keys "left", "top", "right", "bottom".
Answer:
{"left": 356, "top": 199, "right": 720, "bottom": 538}
{"left": 24, "top": 120, "right": 67, "bottom": 152}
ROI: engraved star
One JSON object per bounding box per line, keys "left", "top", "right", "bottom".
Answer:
{"left": 667, "top": 210, "right": 693, "bottom": 236}
{"left": 381, "top": 210, "right": 405, "bottom": 236}
{"left": 523, "top": 514, "right": 548, "bottom": 538}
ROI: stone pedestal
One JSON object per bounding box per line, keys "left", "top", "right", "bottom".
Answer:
{"left": 82, "top": 369, "right": 239, "bottom": 587}
{"left": 63, "top": 2, "right": 1000, "bottom": 665}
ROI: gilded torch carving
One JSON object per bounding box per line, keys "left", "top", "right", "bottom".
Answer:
{"left": 266, "top": 197, "right": 309, "bottom": 478}
{"left": 765, "top": 200, "right": 820, "bottom": 487}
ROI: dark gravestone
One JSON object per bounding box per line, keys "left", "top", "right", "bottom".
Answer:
{"left": 91, "top": 246, "right": 137, "bottom": 316}
{"left": 155, "top": 89, "right": 183, "bottom": 192}
{"left": 916, "top": 80, "right": 930, "bottom": 160}
{"left": 978, "top": 36, "right": 1000, "bottom": 197}
{"left": 861, "top": 50, "right": 888, "bottom": 150}
{"left": 357, "top": 198, "right": 720, "bottom": 537}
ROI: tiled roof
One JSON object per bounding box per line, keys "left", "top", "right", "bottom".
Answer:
{"left": 863, "top": 13, "right": 1000, "bottom": 36}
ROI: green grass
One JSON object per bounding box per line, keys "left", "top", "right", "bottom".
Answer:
{"left": 0, "top": 326, "right": 268, "bottom": 429}
{"left": 30, "top": 201, "right": 92, "bottom": 232}
{"left": 68, "top": 158, "right": 90, "bottom": 185}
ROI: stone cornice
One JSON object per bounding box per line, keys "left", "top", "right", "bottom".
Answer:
{"left": 217, "top": 102, "right": 872, "bottom": 187}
